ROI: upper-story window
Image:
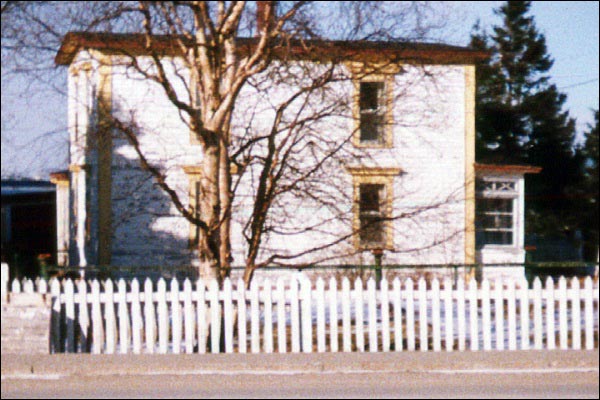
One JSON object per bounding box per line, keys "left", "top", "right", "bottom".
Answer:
{"left": 476, "top": 178, "right": 517, "bottom": 248}
{"left": 359, "top": 82, "right": 385, "bottom": 143}
{"left": 352, "top": 72, "right": 394, "bottom": 148}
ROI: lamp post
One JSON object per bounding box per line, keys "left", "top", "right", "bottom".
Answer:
{"left": 372, "top": 248, "right": 383, "bottom": 289}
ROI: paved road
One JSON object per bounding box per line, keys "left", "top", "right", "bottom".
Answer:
{"left": 2, "top": 369, "right": 599, "bottom": 398}
{"left": 2, "top": 351, "right": 598, "bottom": 399}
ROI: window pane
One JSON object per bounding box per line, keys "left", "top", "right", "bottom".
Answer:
{"left": 359, "top": 183, "right": 386, "bottom": 246}
{"left": 476, "top": 198, "right": 513, "bottom": 213}
{"left": 484, "top": 231, "right": 512, "bottom": 245}
{"left": 360, "top": 113, "right": 384, "bottom": 142}
{"left": 360, "top": 215, "right": 385, "bottom": 245}
{"left": 476, "top": 197, "right": 514, "bottom": 246}
{"left": 360, "top": 184, "right": 383, "bottom": 212}
{"left": 480, "top": 214, "right": 512, "bottom": 229}
{"left": 360, "top": 82, "right": 383, "bottom": 110}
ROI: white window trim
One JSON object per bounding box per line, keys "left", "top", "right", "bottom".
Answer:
{"left": 476, "top": 177, "right": 521, "bottom": 249}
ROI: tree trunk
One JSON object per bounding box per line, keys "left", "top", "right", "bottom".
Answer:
{"left": 197, "top": 138, "right": 221, "bottom": 283}
{"left": 219, "top": 143, "right": 233, "bottom": 282}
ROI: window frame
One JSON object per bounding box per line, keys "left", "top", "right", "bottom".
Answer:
{"left": 352, "top": 73, "right": 394, "bottom": 149}
{"left": 183, "top": 166, "right": 202, "bottom": 247}
{"left": 348, "top": 167, "right": 401, "bottom": 251}
{"left": 475, "top": 177, "right": 518, "bottom": 249}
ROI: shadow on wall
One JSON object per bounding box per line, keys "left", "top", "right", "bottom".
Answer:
{"left": 68, "top": 108, "right": 199, "bottom": 282}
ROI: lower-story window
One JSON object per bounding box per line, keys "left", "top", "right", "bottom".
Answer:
{"left": 476, "top": 197, "right": 514, "bottom": 247}
{"left": 359, "top": 183, "right": 386, "bottom": 247}
{"left": 348, "top": 167, "right": 401, "bottom": 251}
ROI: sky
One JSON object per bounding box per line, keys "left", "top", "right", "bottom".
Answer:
{"left": 1, "top": 1, "right": 599, "bottom": 179}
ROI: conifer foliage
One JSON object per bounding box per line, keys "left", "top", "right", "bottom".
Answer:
{"left": 471, "top": 1, "right": 584, "bottom": 245}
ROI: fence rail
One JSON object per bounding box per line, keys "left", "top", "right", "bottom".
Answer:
{"left": 4, "top": 273, "right": 599, "bottom": 354}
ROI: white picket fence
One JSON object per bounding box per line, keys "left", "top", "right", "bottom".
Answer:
{"left": 5, "top": 274, "right": 600, "bottom": 354}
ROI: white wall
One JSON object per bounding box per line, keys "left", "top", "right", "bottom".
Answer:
{"left": 68, "top": 53, "right": 472, "bottom": 268}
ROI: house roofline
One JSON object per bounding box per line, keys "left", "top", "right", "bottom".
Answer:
{"left": 474, "top": 163, "right": 542, "bottom": 175}
{"left": 55, "top": 31, "right": 490, "bottom": 66}
{"left": 49, "top": 170, "right": 69, "bottom": 184}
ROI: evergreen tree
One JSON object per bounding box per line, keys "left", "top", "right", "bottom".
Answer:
{"left": 471, "top": 1, "right": 582, "bottom": 242}
{"left": 579, "top": 111, "right": 599, "bottom": 260}
{"left": 471, "top": 1, "right": 553, "bottom": 162}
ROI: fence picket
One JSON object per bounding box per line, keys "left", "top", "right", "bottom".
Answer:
{"left": 91, "top": 279, "right": 103, "bottom": 354}
{"left": 341, "top": 277, "right": 351, "bottom": 352}
{"left": 571, "top": 277, "right": 581, "bottom": 350}
{"left": 392, "top": 278, "right": 402, "bottom": 352}
{"left": 276, "top": 278, "right": 286, "bottom": 354}
{"left": 367, "top": 278, "right": 378, "bottom": 353}
{"left": 196, "top": 280, "right": 207, "bottom": 354}
{"left": 23, "top": 279, "right": 34, "bottom": 294}
{"left": 494, "top": 278, "right": 504, "bottom": 351}
{"left": 406, "top": 278, "right": 415, "bottom": 351}
{"left": 183, "top": 279, "right": 195, "bottom": 354}
{"left": 118, "top": 279, "right": 130, "bottom": 354}
{"left": 481, "top": 279, "right": 491, "bottom": 351}
{"left": 237, "top": 279, "right": 247, "bottom": 354}
{"left": 380, "top": 278, "right": 390, "bottom": 352}
{"left": 354, "top": 278, "right": 365, "bottom": 352}
{"left": 558, "top": 277, "right": 568, "bottom": 350}
{"left": 290, "top": 275, "right": 301, "bottom": 353}
{"left": 209, "top": 279, "right": 221, "bottom": 354}
{"left": 50, "top": 279, "right": 61, "bottom": 353}
{"left": 316, "top": 278, "right": 326, "bottom": 353}
{"left": 105, "top": 280, "right": 117, "bottom": 354}
{"left": 77, "top": 279, "right": 89, "bottom": 352}
{"left": 443, "top": 278, "right": 453, "bottom": 352}
{"left": 301, "top": 276, "right": 313, "bottom": 353}
{"left": 38, "top": 278, "right": 48, "bottom": 295}
{"left": 431, "top": 279, "right": 441, "bottom": 352}
{"left": 545, "top": 277, "right": 556, "bottom": 350}
{"left": 468, "top": 279, "right": 478, "bottom": 351}
{"left": 11, "top": 279, "right": 21, "bottom": 294}
{"left": 250, "top": 279, "right": 260, "bottom": 354}
{"left": 263, "top": 279, "right": 273, "bottom": 354}
{"left": 418, "top": 278, "right": 427, "bottom": 352}
{"left": 519, "top": 279, "right": 529, "bottom": 350}
{"left": 64, "top": 279, "right": 75, "bottom": 353}
{"left": 507, "top": 279, "right": 516, "bottom": 351}
{"left": 171, "top": 279, "right": 182, "bottom": 354}
{"left": 144, "top": 279, "right": 156, "bottom": 354}
{"left": 328, "top": 277, "right": 339, "bottom": 353}
{"left": 157, "top": 278, "right": 168, "bottom": 354}
{"left": 223, "top": 279, "right": 234, "bottom": 354}
{"left": 584, "top": 277, "right": 594, "bottom": 350}
{"left": 533, "top": 278, "right": 543, "bottom": 350}
{"left": 131, "top": 279, "right": 142, "bottom": 354}
{"left": 456, "top": 278, "right": 465, "bottom": 351}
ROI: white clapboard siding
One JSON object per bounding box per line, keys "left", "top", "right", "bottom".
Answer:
{"left": 16, "top": 274, "right": 598, "bottom": 355}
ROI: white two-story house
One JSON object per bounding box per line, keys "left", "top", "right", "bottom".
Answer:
{"left": 51, "top": 31, "right": 539, "bottom": 279}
